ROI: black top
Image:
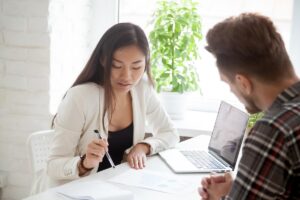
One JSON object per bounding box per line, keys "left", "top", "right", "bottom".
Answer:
{"left": 97, "top": 123, "right": 133, "bottom": 172}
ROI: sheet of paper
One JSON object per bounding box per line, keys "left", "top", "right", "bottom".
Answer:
{"left": 56, "top": 180, "right": 133, "bottom": 200}
{"left": 108, "top": 169, "right": 194, "bottom": 194}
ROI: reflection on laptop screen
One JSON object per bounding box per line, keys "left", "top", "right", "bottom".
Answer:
{"left": 208, "top": 101, "right": 249, "bottom": 166}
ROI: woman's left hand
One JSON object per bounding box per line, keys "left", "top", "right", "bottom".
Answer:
{"left": 127, "top": 143, "right": 150, "bottom": 169}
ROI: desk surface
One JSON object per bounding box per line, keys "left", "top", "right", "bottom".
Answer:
{"left": 23, "top": 135, "right": 212, "bottom": 200}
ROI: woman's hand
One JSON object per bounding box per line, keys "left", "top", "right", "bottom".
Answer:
{"left": 127, "top": 143, "right": 150, "bottom": 169}
{"left": 83, "top": 138, "right": 108, "bottom": 169}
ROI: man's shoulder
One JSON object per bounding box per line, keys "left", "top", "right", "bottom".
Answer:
{"left": 267, "top": 100, "right": 300, "bottom": 123}
{"left": 255, "top": 100, "right": 300, "bottom": 137}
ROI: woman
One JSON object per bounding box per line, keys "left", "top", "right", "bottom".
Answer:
{"left": 35, "top": 23, "right": 179, "bottom": 193}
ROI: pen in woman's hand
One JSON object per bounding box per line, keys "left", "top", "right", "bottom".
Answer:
{"left": 94, "top": 130, "right": 116, "bottom": 168}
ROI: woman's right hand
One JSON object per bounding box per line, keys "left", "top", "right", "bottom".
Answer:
{"left": 83, "top": 138, "right": 108, "bottom": 169}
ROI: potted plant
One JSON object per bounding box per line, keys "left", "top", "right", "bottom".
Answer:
{"left": 149, "top": 0, "right": 203, "bottom": 119}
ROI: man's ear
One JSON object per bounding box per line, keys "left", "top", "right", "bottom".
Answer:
{"left": 235, "top": 74, "right": 252, "bottom": 95}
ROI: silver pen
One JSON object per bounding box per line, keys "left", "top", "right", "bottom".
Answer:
{"left": 94, "top": 130, "right": 116, "bottom": 168}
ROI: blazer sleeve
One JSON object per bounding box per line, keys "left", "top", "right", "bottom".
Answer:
{"left": 142, "top": 85, "right": 179, "bottom": 155}
{"left": 47, "top": 88, "right": 86, "bottom": 180}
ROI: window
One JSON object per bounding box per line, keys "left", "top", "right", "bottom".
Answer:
{"left": 119, "top": 0, "right": 294, "bottom": 111}
{"left": 49, "top": 0, "right": 295, "bottom": 114}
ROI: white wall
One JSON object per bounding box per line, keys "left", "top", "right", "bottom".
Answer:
{"left": 0, "top": 0, "right": 51, "bottom": 199}
{"left": 290, "top": 0, "right": 300, "bottom": 75}
{"left": 0, "top": 0, "right": 117, "bottom": 199}
{"left": 49, "top": 0, "right": 118, "bottom": 114}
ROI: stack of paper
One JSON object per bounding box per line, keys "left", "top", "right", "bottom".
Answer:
{"left": 56, "top": 180, "right": 133, "bottom": 200}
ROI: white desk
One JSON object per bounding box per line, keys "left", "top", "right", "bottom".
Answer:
{"left": 23, "top": 135, "right": 211, "bottom": 200}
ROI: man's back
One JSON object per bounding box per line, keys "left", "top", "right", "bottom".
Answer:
{"left": 199, "top": 13, "right": 300, "bottom": 200}
{"left": 228, "top": 82, "right": 300, "bottom": 199}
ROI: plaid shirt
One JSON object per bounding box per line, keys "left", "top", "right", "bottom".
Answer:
{"left": 225, "top": 82, "right": 300, "bottom": 200}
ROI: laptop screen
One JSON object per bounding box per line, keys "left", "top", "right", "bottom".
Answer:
{"left": 208, "top": 101, "right": 249, "bottom": 167}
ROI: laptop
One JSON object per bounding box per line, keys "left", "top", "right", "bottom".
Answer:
{"left": 159, "top": 101, "right": 249, "bottom": 173}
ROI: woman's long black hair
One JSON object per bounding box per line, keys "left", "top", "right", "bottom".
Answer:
{"left": 52, "top": 23, "right": 154, "bottom": 130}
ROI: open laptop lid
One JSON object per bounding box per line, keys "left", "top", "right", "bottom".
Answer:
{"left": 208, "top": 101, "right": 249, "bottom": 170}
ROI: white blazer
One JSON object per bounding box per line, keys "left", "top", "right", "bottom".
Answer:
{"left": 32, "top": 79, "right": 179, "bottom": 194}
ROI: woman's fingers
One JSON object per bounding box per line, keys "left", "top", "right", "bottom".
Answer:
{"left": 133, "top": 156, "right": 140, "bottom": 169}
{"left": 140, "top": 155, "right": 146, "bottom": 168}
{"left": 90, "top": 139, "right": 108, "bottom": 150}
{"left": 128, "top": 154, "right": 146, "bottom": 169}
{"left": 137, "top": 155, "right": 145, "bottom": 169}
{"left": 128, "top": 156, "right": 137, "bottom": 168}
{"left": 142, "top": 155, "right": 147, "bottom": 167}
{"left": 128, "top": 156, "right": 134, "bottom": 168}
{"left": 87, "top": 139, "right": 108, "bottom": 158}
{"left": 84, "top": 139, "right": 109, "bottom": 168}
{"left": 127, "top": 143, "right": 148, "bottom": 169}
{"left": 87, "top": 148, "right": 105, "bottom": 158}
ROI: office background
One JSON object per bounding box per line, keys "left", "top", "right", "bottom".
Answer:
{"left": 0, "top": 0, "right": 299, "bottom": 199}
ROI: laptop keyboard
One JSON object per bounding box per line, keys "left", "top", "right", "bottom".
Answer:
{"left": 181, "top": 150, "right": 225, "bottom": 169}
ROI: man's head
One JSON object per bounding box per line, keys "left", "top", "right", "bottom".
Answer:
{"left": 206, "top": 13, "right": 295, "bottom": 113}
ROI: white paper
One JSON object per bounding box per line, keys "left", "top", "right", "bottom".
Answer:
{"left": 108, "top": 169, "right": 193, "bottom": 194}
{"left": 56, "top": 180, "right": 133, "bottom": 200}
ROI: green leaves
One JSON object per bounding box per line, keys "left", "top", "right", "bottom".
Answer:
{"left": 149, "top": 0, "right": 203, "bottom": 93}
{"left": 247, "top": 112, "right": 264, "bottom": 128}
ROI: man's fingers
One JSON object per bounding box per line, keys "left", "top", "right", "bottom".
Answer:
{"left": 198, "top": 187, "right": 208, "bottom": 199}
{"left": 201, "top": 177, "right": 211, "bottom": 188}
{"left": 210, "top": 174, "right": 226, "bottom": 184}
{"left": 224, "top": 172, "right": 233, "bottom": 181}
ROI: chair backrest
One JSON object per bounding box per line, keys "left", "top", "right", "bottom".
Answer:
{"left": 27, "top": 130, "right": 54, "bottom": 173}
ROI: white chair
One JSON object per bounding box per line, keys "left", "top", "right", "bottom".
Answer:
{"left": 27, "top": 130, "right": 54, "bottom": 174}
{"left": 27, "top": 130, "right": 54, "bottom": 195}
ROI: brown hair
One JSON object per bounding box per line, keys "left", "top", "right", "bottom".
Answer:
{"left": 52, "top": 23, "right": 153, "bottom": 130}
{"left": 205, "top": 13, "right": 293, "bottom": 82}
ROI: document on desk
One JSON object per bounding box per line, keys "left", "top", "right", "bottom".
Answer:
{"left": 56, "top": 180, "right": 133, "bottom": 200}
{"left": 108, "top": 169, "right": 193, "bottom": 194}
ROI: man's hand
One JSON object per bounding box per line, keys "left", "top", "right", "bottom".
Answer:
{"left": 198, "top": 173, "right": 233, "bottom": 200}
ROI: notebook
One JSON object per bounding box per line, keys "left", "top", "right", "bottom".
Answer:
{"left": 159, "top": 101, "right": 249, "bottom": 173}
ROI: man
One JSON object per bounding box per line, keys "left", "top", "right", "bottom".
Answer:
{"left": 199, "top": 13, "right": 300, "bottom": 199}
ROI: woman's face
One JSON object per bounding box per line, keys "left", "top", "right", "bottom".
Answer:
{"left": 110, "top": 45, "right": 146, "bottom": 94}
